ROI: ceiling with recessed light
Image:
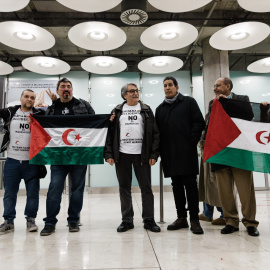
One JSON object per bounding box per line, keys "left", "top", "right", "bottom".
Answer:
{"left": 0, "top": 0, "right": 270, "bottom": 73}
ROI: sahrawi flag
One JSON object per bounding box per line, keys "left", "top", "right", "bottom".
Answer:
{"left": 203, "top": 98, "right": 270, "bottom": 173}
{"left": 29, "top": 114, "right": 110, "bottom": 165}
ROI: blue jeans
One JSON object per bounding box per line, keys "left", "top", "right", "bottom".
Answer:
{"left": 3, "top": 158, "right": 40, "bottom": 223}
{"left": 43, "top": 165, "right": 87, "bottom": 226}
{"left": 203, "top": 202, "right": 224, "bottom": 219}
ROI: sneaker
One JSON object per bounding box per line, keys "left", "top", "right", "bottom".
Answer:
{"left": 199, "top": 213, "right": 213, "bottom": 222}
{"left": 167, "top": 218, "right": 189, "bottom": 230}
{"left": 0, "top": 220, "right": 14, "bottom": 234}
{"left": 69, "top": 223, "right": 80, "bottom": 232}
{"left": 117, "top": 222, "right": 134, "bottom": 232}
{"left": 190, "top": 220, "right": 204, "bottom": 234}
{"left": 40, "top": 225, "right": 55, "bottom": 236}
{"left": 26, "top": 217, "right": 38, "bottom": 232}
{"left": 144, "top": 220, "right": 161, "bottom": 233}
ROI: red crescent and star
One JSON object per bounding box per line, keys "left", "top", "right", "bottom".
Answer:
{"left": 256, "top": 131, "right": 270, "bottom": 145}
{"left": 62, "top": 129, "right": 82, "bottom": 145}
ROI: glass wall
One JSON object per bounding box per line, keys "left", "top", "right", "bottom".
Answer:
{"left": 1, "top": 70, "right": 270, "bottom": 189}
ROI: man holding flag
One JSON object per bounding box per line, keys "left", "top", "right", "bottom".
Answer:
{"left": 204, "top": 77, "right": 259, "bottom": 236}
{"left": 40, "top": 78, "right": 95, "bottom": 236}
{"left": 0, "top": 89, "right": 41, "bottom": 234}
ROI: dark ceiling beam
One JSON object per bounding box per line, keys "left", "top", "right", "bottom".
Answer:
{"left": 0, "top": 11, "right": 269, "bottom": 27}
{"left": 229, "top": 53, "right": 246, "bottom": 69}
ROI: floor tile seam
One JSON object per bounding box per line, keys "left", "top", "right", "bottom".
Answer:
{"left": 79, "top": 267, "right": 161, "bottom": 270}
{"left": 133, "top": 196, "right": 162, "bottom": 270}
{"left": 236, "top": 233, "right": 269, "bottom": 252}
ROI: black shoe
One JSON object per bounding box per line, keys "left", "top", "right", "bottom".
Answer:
{"left": 144, "top": 220, "right": 161, "bottom": 233}
{"left": 117, "top": 222, "right": 134, "bottom": 232}
{"left": 167, "top": 218, "right": 189, "bottom": 231}
{"left": 221, "top": 225, "right": 239, "bottom": 234}
{"left": 69, "top": 223, "right": 80, "bottom": 232}
{"left": 40, "top": 225, "right": 55, "bottom": 236}
{"left": 190, "top": 220, "right": 204, "bottom": 234}
{"left": 247, "top": 226, "right": 259, "bottom": 237}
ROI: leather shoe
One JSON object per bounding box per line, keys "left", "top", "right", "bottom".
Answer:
{"left": 144, "top": 220, "right": 161, "bottom": 233}
{"left": 247, "top": 226, "right": 259, "bottom": 237}
{"left": 221, "top": 225, "right": 239, "bottom": 234}
{"left": 69, "top": 222, "right": 80, "bottom": 232}
{"left": 167, "top": 218, "right": 189, "bottom": 230}
{"left": 211, "top": 217, "right": 226, "bottom": 226}
{"left": 199, "top": 214, "right": 213, "bottom": 222}
{"left": 117, "top": 222, "right": 134, "bottom": 232}
{"left": 40, "top": 225, "right": 55, "bottom": 236}
{"left": 190, "top": 220, "right": 204, "bottom": 234}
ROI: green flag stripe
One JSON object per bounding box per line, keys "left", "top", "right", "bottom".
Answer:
{"left": 206, "top": 147, "right": 270, "bottom": 174}
{"left": 29, "top": 147, "right": 105, "bottom": 165}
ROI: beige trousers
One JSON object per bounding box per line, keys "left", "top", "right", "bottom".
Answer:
{"left": 215, "top": 167, "right": 259, "bottom": 228}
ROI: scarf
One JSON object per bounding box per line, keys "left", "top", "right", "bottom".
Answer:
{"left": 164, "top": 92, "right": 179, "bottom": 104}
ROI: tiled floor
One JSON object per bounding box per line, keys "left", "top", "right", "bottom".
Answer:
{"left": 0, "top": 190, "right": 269, "bottom": 270}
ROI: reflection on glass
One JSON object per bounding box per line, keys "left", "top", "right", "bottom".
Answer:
{"left": 240, "top": 80, "right": 250, "bottom": 84}
{"left": 104, "top": 80, "right": 113, "bottom": 85}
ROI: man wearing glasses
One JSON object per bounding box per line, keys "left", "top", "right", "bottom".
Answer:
{"left": 104, "top": 83, "right": 160, "bottom": 233}
{"left": 205, "top": 77, "right": 259, "bottom": 236}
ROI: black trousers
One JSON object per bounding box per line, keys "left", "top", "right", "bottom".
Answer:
{"left": 171, "top": 175, "right": 199, "bottom": 220}
{"left": 115, "top": 152, "right": 154, "bottom": 223}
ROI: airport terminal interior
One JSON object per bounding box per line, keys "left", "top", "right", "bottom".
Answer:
{"left": 0, "top": 0, "right": 270, "bottom": 269}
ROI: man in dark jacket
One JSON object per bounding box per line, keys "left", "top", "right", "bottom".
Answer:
{"left": 155, "top": 76, "right": 205, "bottom": 234}
{"left": 207, "top": 77, "right": 259, "bottom": 237}
{"left": 0, "top": 89, "right": 41, "bottom": 234}
{"left": 40, "top": 78, "right": 95, "bottom": 236}
{"left": 104, "top": 83, "right": 160, "bottom": 233}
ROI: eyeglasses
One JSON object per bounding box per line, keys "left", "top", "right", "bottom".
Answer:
{"left": 213, "top": 84, "right": 225, "bottom": 88}
{"left": 126, "top": 89, "right": 140, "bottom": 94}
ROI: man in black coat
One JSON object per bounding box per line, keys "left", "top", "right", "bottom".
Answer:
{"left": 155, "top": 76, "right": 205, "bottom": 234}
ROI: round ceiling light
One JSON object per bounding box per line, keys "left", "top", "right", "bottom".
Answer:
{"left": 148, "top": 0, "right": 212, "bottom": 12}
{"left": 68, "top": 22, "right": 126, "bottom": 51}
{"left": 138, "top": 56, "right": 183, "bottom": 74}
{"left": 0, "top": 21, "right": 55, "bottom": 51}
{"left": 209, "top": 22, "right": 270, "bottom": 50}
{"left": 81, "top": 56, "right": 127, "bottom": 75}
{"left": 22, "top": 57, "right": 70, "bottom": 75}
{"left": 238, "top": 0, "right": 270, "bottom": 13}
{"left": 0, "top": 0, "right": 29, "bottom": 12}
{"left": 140, "top": 22, "right": 198, "bottom": 51}
{"left": 247, "top": 57, "right": 270, "bottom": 73}
{"left": 0, "top": 61, "right": 13, "bottom": 75}
{"left": 56, "top": 0, "right": 122, "bottom": 12}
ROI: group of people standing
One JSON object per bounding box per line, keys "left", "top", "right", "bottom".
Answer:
{"left": 0, "top": 76, "right": 260, "bottom": 237}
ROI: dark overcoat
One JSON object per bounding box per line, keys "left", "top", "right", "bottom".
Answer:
{"left": 155, "top": 93, "right": 205, "bottom": 178}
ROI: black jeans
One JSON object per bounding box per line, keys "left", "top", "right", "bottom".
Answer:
{"left": 115, "top": 152, "right": 154, "bottom": 223}
{"left": 171, "top": 175, "right": 199, "bottom": 220}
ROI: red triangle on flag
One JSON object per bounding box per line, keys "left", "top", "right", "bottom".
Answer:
{"left": 203, "top": 98, "right": 241, "bottom": 163}
{"left": 29, "top": 115, "right": 51, "bottom": 160}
